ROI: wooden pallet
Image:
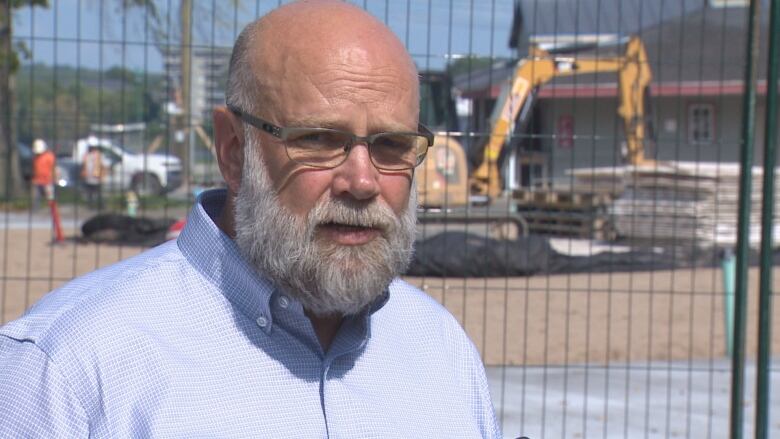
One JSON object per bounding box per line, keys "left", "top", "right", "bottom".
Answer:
{"left": 517, "top": 209, "right": 613, "bottom": 239}
{"left": 512, "top": 189, "right": 613, "bottom": 210}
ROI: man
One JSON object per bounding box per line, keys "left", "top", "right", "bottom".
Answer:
{"left": 0, "top": 1, "right": 500, "bottom": 437}
{"left": 31, "top": 138, "right": 56, "bottom": 211}
{"left": 81, "top": 141, "right": 105, "bottom": 209}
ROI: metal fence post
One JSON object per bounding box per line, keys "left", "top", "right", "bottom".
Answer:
{"left": 731, "top": 1, "right": 762, "bottom": 438}
{"left": 755, "top": 1, "right": 780, "bottom": 437}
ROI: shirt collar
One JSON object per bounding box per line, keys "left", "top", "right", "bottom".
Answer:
{"left": 177, "top": 189, "right": 276, "bottom": 334}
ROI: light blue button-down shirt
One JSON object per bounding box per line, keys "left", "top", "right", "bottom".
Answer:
{"left": 0, "top": 189, "right": 500, "bottom": 438}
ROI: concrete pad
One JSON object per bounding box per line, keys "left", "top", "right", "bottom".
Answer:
{"left": 488, "top": 359, "right": 780, "bottom": 438}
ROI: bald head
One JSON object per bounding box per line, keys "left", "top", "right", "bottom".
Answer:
{"left": 226, "top": 0, "right": 419, "bottom": 118}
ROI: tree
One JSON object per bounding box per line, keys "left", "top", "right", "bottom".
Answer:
{"left": 14, "top": 64, "right": 166, "bottom": 145}
{"left": 447, "top": 55, "right": 502, "bottom": 78}
{"left": 0, "top": 0, "right": 48, "bottom": 200}
{"left": 117, "top": 0, "right": 241, "bottom": 185}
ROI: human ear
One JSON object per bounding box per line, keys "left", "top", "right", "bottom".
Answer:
{"left": 213, "top": 106, "right": 245, "bottom": 194}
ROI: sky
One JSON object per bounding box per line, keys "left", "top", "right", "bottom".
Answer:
{"left": 12, "top": 0, "right": 519, "bottom": 73}
{"left": 12, "top": 0, "right": 729, "bottom": 74}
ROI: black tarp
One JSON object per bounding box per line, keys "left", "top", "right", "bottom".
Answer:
{"left": 79, "top": 219, "right": 773, "bottom": 276}
{"left": 406, "top": 231, "right": 725, "bottom": 277}
{"left": 81, "top": 214, "right": 175, "bottom": 246}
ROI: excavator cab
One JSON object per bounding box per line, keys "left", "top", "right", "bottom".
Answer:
{"left": 417, "top": 72, "right": 471, "bottom": 208}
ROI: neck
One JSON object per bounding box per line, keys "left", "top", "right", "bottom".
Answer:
{"left": 305, "top": 310, "right": 343, "bottom": 352}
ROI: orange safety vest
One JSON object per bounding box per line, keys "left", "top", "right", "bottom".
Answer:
{"left": 32, "top": 150, "right": 55, "bottom": 186}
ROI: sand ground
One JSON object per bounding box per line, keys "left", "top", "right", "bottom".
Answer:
{"left": 2, "top": 229, "right": 779, "bottom": 366}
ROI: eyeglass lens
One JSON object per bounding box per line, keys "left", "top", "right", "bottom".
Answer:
{"left": 284, "top": 128, "right": 428, "bottom": 170}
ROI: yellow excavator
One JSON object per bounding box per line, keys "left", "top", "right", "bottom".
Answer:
{"left": 418, "top": 35, "right": 653, "bottom": 208}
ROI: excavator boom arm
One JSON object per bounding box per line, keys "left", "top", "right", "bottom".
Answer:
{"left": 469, "top": 36, "right": 652, "bottom": 198}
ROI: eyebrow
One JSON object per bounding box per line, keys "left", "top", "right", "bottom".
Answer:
{"left": 286, "top": 116, "right": 416, "bottom": 133}
{"left": 286, "top": 116, "right": 345, "bottom": 129}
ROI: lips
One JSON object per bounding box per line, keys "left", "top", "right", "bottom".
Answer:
{"left": 317, "top": 222, "right": 382, "bottom": 245}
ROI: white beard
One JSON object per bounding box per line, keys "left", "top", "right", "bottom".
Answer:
{"left": 233, "top": 133, "right": 417, "bottom": 317}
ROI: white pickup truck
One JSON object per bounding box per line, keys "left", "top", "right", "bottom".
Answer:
{"left": 73, "top": 136, "right": 183, "bottom": 196}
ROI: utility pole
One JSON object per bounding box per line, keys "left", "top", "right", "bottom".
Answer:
{"left": 0, "top": 2, "right": 25, "bottom": 200}
{"left": 179, "top": 0, "right": 192, "bottom": 186}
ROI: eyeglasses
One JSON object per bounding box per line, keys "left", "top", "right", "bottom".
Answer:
{"left": 228, "top": 104, "right": 434, "bottom": 171}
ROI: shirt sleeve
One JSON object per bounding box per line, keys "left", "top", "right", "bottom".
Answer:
{"left": 0, "top": 335, "right": 90, "bottom": 437}
{"left": 469, "top": 344, "right": 503, "bottom": 438}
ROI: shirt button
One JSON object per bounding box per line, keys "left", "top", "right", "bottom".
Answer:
{"left": 256, "top": 315, "right": 268, "bottom": 328}
{"left": 278, "top": 295, "right": 290, "bottom": 309}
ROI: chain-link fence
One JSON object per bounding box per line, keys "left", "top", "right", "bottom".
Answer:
{"left": 2, "top": 0, "right": 779, "bottom": 437}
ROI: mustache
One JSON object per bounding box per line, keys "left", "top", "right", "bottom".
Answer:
{"left": 307, "top": 199, "right": 397, "bottom": 232}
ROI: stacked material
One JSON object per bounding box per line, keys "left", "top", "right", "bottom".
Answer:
{"left": 603, "top": 162, "right": 780, "bottom": 246}
{"left": 568, "top": 166, "right": 628, "bottom": 195}
{"left": 512, "top": 188, "right": 615, "bottom": 239}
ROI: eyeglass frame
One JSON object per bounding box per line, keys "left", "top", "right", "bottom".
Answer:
{"left": 227, "top": 104, "right": 435, "bottom": 171}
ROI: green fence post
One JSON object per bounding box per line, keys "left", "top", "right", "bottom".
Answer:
{"left": 755, "top": 0, "right": 780, "bottom": 437}
{"left": 731, "top": 1, "right": 761, "bottom": 438}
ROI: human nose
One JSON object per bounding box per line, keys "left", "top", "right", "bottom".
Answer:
{"left": 331, "top": 143, "right": 381, "bottom": 201}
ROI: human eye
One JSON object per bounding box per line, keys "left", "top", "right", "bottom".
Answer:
{"left": 373, "top": 133, "right": 415, "bottom": 151}
{"left": 288, "top": 130, "right": 347, "bottom": 150}
{"left": 370, "top": 133, "right": 425, "bottom": 169}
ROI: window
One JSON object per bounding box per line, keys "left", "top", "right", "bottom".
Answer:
{"left": 709, "top": 0, "right": 749, "bottom": 7}
{"left": 688, "top": 103, "right": 715, "bottom": 145}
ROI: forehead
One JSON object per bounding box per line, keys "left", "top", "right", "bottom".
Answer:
{"left": 250, "top": 32, "right": 419, "bottom": 127}
{"left": 296, "top": 48, "right": 412, "bottom": 101}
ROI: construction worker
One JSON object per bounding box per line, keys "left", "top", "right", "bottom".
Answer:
{"left": 81, "top": 143, "right": 105, "bottom": 209}
{"left": 31, "top": 139, "right": 55, "bottom": 211}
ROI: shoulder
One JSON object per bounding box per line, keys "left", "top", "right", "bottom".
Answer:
{"left": 381, "top": 278, "right": 473, "bottom": 346}
{"left": 0, "top": 336, "right": 90, "bottom": 436}
{"left": 385, "top": 278, "right": 453, "bottom": 318}
{"left": 0, "top": 241, "right": 190, "bottom": 353}
{"left": 0, "top": 241, "right": 212, "bottom": 417}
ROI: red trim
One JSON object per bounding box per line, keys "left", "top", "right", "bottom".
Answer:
{"left": 461, "top": 80, "right": 769, "bottom": 99}
{"left": 541, "top": 80, "right": 767, "bottom": 98}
